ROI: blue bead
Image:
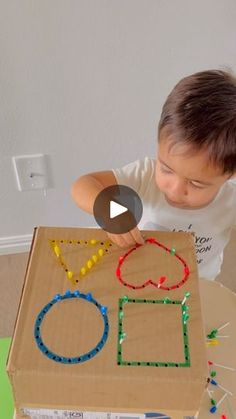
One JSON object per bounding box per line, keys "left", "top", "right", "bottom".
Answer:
{"left": 210, "top": 379, "right": 217, "bottom": 386}
{"left": 74, "top": 290, "right": 80, "bottom": 297}
{"left": 210, "top": 406, "right": 217, "bottom": 413}
{"left": 90, "top": 349, "right": 97, "bottom": 358}
{"left": 101, "top": 306, "right": 107, "bottom": 315}
{"left": 65, "top": 290, "right": 71, "bottom": 297}
{"left": 47, "top": 352, "right": 54, "bottom": 359}
{"left": 86, "top": 293, "right": 93, "bottom": 301}
{"left": 53, "top": 294, "right": 61, "bottom": 301}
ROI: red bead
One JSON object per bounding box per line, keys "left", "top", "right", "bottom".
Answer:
{"left": 159, "top": 276, "right": 166, "bottom": 284}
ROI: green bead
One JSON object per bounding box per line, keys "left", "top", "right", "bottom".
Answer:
{"left": 183, "top": 306, "right": 189, "bottom": 314}
{"left": 119, "top": 311, "right": 124, "bottom": 320}
{"left": 119, "top": 332, "right": 127, "bottom": 344}
{"left": 211, "top": 398, "right": 217, "bottom": 406}
{"left": 122, "top": 296, "right": 129, "bottom": 303}
{"left": 170, "top": 247, "right": 176, "bottom": 255}
{"left": 207, "top": 329, "right": 218, "bottom": 339}
{"left": 183, "top": 313, "right": 190, "bottom": 323}
{"left": 164, "top": 297, "right": 171, "bottom": 304}
{"left": 210, "top": 370, "right": 216, "bottom": 377}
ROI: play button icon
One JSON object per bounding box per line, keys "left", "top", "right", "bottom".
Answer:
{"left": 93, "top": 185, "right": 143, "bottom": 234}
{"left": 110, "top": 200, "right": 128, "bottom": 219}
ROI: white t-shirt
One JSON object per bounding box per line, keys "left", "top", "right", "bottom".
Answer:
{"left": 112, "top": 157, "right": 236, "bottom": 280}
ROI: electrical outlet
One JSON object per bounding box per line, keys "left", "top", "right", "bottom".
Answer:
{"left": 12, "top": 154, "right": 49, "bottom": 191}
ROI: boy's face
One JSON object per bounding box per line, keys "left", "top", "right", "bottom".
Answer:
{"left": 155, "top": 132, "right": 232, "bottom": 210}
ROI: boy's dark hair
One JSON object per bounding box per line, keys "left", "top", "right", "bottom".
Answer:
{"left": 158, "top": 69, "right": 236, "bottom": 174}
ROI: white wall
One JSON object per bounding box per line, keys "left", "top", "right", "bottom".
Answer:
{"left": 1, "top": 0, "right": 236, "bottom": 251}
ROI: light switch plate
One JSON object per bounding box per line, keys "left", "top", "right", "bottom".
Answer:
{"left": 12, "top": 154, "right": 49, "bottom": 191}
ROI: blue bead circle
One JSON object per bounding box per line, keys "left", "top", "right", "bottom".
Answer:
{"left": 34, "top": 291, "right": 109, "bottom": 364}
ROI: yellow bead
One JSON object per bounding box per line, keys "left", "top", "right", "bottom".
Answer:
{"left": 80, "top": 267, "right": 86, "bottom": 275}
{"left": 90, "top": 239, "right": 97, "bottom": 245}
{"left": 98, "top": 248, "right": 104, "bottom": 257}
{"left": 67, "top": 271, "right": 74, "bottom": 279}
{"left": 206, "top": 339, "right": 219, "bottom": 347}
{"left": 87, "top": 260, "right": 93, "bottom": 269}
{"left": 92, "top": 254, "right": 98, "bottom": 263}
{"left": 54, "top": 245, "right": 61, "bottom": 257}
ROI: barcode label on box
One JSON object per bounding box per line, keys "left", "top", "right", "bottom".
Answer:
{"left": 21, "top": 408, "right": 175, "bottom": 419}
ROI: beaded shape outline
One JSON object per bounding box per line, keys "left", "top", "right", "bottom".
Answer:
{"left": 34, "top": 290, "right": 109, "bottom": 364}
{"left": 49, "top": 238, "right": 112, "bottom": 285}
{"left": 116, "top": 237, "right": 190, "bottom": 291}
{"left": 117, "top": 296, "right": 190, "bottom": 367}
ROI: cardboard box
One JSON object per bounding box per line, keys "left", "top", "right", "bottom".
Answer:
{"left": 7, "top": 227, "right": 208, "bottom": 418}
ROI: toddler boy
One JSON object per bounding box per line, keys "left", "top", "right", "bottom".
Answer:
{"left": 71, "top": 70, "right": 236, "bottom": 280}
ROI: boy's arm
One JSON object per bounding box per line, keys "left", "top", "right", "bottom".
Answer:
{"left": 71, "top": 170, "right": 144, "bottom": 248}
{"left": 70, "top": 171, "right": 117, "bottom": 214}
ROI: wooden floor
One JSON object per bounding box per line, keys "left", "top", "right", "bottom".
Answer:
{"left": 0, "top": 229, "right": 235, "bottom": 337}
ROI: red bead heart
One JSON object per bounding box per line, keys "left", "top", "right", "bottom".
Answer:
{"left": 116, "top": 237, "right": 190, "bottom": 291}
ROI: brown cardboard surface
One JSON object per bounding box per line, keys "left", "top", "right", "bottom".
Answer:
{"left": 7, "top": 227, "right": 208, "bottom": 418}
{"left": 198, "top": 280, "right": 236, "bottom": 418}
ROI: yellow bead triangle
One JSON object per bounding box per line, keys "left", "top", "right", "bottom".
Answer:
{"left": 49, "top": 238, "right": 112, "bottom": 285}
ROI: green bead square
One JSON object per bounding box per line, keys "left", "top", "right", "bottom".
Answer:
{"left": 117, "top": 297, "right": 190, "bottom": 368}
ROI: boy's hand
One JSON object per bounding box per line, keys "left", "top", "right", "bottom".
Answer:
{"left": 107, "top": 227, "right": 145, "bottom": 248}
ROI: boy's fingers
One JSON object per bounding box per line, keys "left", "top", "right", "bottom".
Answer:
{"left": 116, "top": 235, "right": 130, "bottom": 248}
{"left": 107, "top": 232, "right": 129, "bottom": 248}
{"left": 106, "top": 228, "right": 145, "bottom": 248}
{"left": 124, "top": 233, "right": 137, "bottom": 247}
{"left": 117, "top": 232, "right": 136, "bottom": 248}
{"left": 130, "top": 227, "right": 145, "bottom": 245}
